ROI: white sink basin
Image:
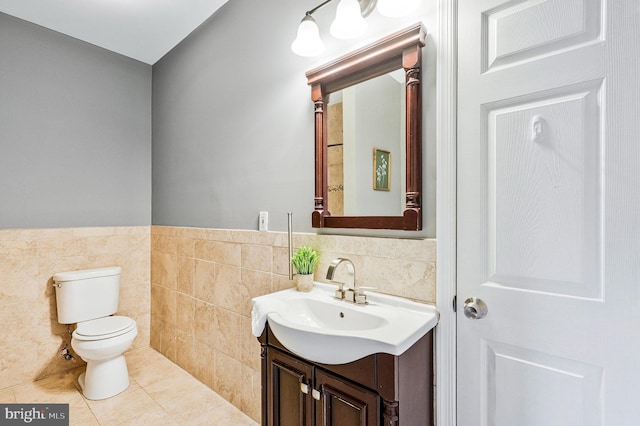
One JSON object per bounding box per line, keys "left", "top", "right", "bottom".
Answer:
{"left": 251, "top": 282, "right": 438, "bottom": 364}
{"left": 279, "top": 297, "right": 389, "bottom": 331}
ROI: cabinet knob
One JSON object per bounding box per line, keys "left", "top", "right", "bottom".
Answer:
{"left": 300, "top": 382, "right": 309, "bottom": 394}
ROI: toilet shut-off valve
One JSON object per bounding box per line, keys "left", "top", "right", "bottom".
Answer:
{"left": 60, "top": 343, "right": 74, "bottom": 361}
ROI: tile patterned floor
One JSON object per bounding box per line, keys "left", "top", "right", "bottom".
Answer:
{"left": 1, "top": 347, "right": 259, "bottom": 425}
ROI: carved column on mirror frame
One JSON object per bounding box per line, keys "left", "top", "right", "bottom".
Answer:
{"left": 382, "top": 399, "right": 400, "bottom": 426}
{"left": 402, "top": 59, "right": 423, "bottom": 229}
{"left": 404, "top": 66, "right": 422, "bottom": 202}
{"left": 311, "top": 84, "right": 330, "bottom": 227}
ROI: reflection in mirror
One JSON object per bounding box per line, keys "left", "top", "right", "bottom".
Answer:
{"left": 327, "top": 71, "right": 406, "bottom": 216}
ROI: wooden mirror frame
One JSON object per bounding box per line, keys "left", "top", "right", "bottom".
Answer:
{"left": 307, "top": 23, "right": 427, "bottom": 230}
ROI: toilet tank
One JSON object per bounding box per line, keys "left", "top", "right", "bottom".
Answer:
{"left": 53, "top": 266, "right": 122, "bottom": 324}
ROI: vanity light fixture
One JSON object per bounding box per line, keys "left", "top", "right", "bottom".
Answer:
{"left": 291, "top": 14, "right": 325, "bottom": 57}
{"left": 330, "top": 0, "right": 368, "bottom": 39}
{"left": 291, "top": 0, "right": 421, "bottom": 57}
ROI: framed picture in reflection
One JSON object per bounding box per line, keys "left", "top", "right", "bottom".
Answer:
{"left": 373, "top": 148, "right": 390, "bottom": 191}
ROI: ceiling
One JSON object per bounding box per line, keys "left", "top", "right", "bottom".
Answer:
{"left": 0, "top": 0, "right": 230, "bottom": 64}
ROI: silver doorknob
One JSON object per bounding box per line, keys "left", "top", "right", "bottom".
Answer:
{"left": 463, "top": 297, "right": 488, "bottom": 320}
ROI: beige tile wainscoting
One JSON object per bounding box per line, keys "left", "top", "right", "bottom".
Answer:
{"left": 151, "top": 226, "right": 437, "bottom": 423}
{"left": 0, "top": 225, "right": 435, "bottom": 424}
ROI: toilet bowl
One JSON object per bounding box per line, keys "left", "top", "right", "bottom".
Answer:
{"left": 71, "top": 316, "right": 138, "bottom": 400}
{"left": 53, "top": 266, "right": 138, "bottom": 400}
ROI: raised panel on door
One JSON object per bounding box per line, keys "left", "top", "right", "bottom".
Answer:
{"left": 458, "top": 0, "right": 640, "bottom": 425}
{"left": 482, "top": 339, "right": 603, "bottom": 426}
{"left": 484, "top": 80, "right": 603, "bottom": 299}
{"left": 315, "top": 369, "right": 379, "bottom": 426}
{"left": 267, "top": 348, "right": 314, "bottom": 426}
{"left": 482, "top": 0, "right": 603, "bottom": 72}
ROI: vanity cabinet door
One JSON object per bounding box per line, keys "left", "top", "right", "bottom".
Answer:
{"left": 267, "top": 348, "right": 314, "bottom": 426}
{"left": 315, "top": 369, "right": 380, "bottom": 426}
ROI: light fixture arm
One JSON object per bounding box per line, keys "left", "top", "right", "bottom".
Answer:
{"left": 305, "top": 0, "right": 377, "bottom": 17}
{"left": 306, "top": 0, "right": 334, "bottom": 16}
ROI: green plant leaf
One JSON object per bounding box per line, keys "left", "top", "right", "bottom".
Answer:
{"left": 291, "top": 246, "right": 319, "bottom": 275}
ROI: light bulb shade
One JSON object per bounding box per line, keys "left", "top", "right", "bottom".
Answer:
{"left": 376, "top": 0, "right": 421, "bottom": 18}
{"left": 291, "top": 15, "right": 325, "bottom": 57}
{"left": 330, "top": 0, "right": 367, "bottom": 40}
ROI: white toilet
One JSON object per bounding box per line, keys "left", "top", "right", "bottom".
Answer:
{"left": 53, "top": 266, "right": 138, "bottom": 400}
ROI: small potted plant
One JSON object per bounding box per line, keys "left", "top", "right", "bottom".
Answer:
{"left": 291, "top": 246, "right": 319, "bottom": 292}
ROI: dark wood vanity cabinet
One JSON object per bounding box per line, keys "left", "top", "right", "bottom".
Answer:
{"left": 259, "top": 324, "right": 433, "bottom": 426}
{"left": 267, "top": 347, "right": 379, "bottom": 426}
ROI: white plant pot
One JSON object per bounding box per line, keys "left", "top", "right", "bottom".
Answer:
{"left": 296, "top": 274, "right": 314, "bottom": 292}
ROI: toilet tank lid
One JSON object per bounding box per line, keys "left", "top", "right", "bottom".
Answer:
{"left": 53, "top": 266, "right": 122, "bottom": 282}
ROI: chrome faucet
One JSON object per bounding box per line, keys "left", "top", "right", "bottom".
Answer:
{"left": 326, "top": 258, "right": 369, "bottom": 304}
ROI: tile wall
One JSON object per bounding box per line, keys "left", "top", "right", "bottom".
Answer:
{"left": 0, "top": 224, "right": 435, "bottom": 423}
{"left": 0, "top": 226, "right": 151, "bottom": 390}
{"left": 150, "top": 226, "right": 436, "bottom": 422}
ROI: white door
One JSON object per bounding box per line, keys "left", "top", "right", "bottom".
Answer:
{"left": 457, "top": 1, "right": 640, "bottom": 425}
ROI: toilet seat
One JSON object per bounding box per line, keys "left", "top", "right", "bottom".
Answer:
{"left": 74, "top": 316, "right": 136, "bottom": 341}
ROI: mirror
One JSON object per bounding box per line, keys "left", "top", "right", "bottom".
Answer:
{"left": 306, "top": 23, "right": 426, "bottom": 230}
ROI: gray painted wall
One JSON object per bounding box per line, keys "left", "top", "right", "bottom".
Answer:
{"left": 152, "top": 0, "right": 436, "bottom": 237}
{"left": 0, "top": 13, "right": 152, "bottom": 229}
{"left": 351, "top": 74, "right": 403, "bottom": 216}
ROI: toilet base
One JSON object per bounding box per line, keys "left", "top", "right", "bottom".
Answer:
{"left": 79, "top": 354, "right": 130, "bottom": 400}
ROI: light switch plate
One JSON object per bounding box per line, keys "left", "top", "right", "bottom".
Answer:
{"left": 259, "top": 211, "right": 268, "bottom": 231}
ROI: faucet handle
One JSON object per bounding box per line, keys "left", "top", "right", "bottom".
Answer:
{"left": 334, "top": 282, "right": 346, "bottom": 300}
{"left": 354, "top": 286, "right": 376, "bottom": 305}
